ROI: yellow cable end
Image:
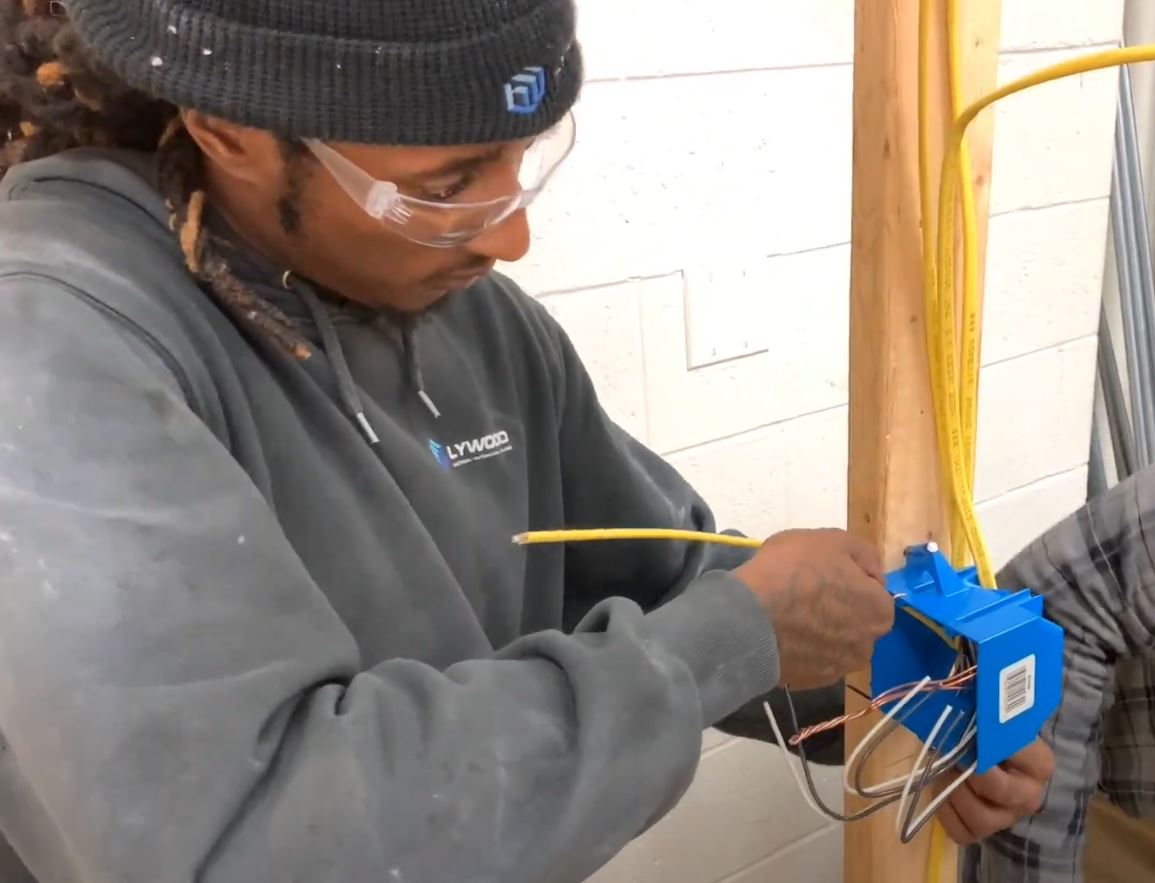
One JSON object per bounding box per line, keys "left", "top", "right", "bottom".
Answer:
{"left": 927, "top": 818, "right": 950, "bottom": 883}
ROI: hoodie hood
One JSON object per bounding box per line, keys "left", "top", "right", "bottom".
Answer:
{"left": 0, "top": 147, "right": 440, "bottom": 444}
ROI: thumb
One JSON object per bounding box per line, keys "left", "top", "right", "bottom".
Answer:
{"left": 844, "top": 537, "right": 884, "bottom": 582}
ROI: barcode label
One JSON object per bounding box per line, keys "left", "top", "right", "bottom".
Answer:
{"left": 999, "top": 655, "right": 1036, "bottom": 723}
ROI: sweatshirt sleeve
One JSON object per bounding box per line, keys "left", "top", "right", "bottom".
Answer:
{"left": 970, "top": 467, "right": 1155, "bottom": 883}
{"left": 540, "top": 310, "right": 852, "bottom": 756}
{"left": 0, "top": 275, "right": 782, "bottom": 883}
{"left": 544, "top": 313, "right": 756, "bottom": 626}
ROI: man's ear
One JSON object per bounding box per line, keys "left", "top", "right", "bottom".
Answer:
{"left": 181, "top": 110, "right": 280, "bottom": 184}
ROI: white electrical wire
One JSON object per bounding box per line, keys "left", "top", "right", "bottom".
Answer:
{"left": 902, "top": 760, "right": 979, "bottom": 841}
{"left": 855, "top": 719, "right": 976, "bottom": 798}
{"left": 763, "top": 698, "right": 827, "bottom": 821}
{"left": 895, "top": 704, "right": 954, "bottom": 836}
{"left": 842, "top": 675, "right": 932, "bottom": 794}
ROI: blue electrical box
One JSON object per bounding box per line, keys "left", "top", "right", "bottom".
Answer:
{"left": 869, "top": 543, "right": 1064, "bottom": 774}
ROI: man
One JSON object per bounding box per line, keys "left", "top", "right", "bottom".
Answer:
{"left": 966, "top": 466, "right": 1155, "bottom": 882}
{"left": 0, "top": 1, "right": 1048, "bottom": 880}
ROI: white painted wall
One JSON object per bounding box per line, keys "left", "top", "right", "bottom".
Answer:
{"left": 502, "top": 1, "right": 1125, "bottom": 879}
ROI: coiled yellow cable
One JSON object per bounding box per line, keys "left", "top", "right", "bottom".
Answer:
{"left": 926, "top": 0, "right": 991, "bottom": 592}
{"left": 933, "top": 43, "right": 1155, "bottom": 590}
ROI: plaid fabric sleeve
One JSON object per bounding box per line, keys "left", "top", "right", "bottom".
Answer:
{"left": 963, "top": 466, "right": 1155, "bottom": 883}
{"left": 1099, "top": 654, "right": 1155, "bottom": 817}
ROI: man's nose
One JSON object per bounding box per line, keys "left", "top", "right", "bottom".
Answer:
{"left": 465, "top": 208, "right": 531, "bottom": 264}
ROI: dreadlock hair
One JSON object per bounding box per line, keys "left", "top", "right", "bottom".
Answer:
{"left": 0, "top": 0, "right": 312, "bottom": 358}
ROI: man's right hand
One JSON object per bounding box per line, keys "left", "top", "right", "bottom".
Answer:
{"left": 734, "top": 528, "right": 894, "bottom": 690}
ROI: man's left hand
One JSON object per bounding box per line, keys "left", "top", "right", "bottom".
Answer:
{"left": 935, "top": 738, "right": 1055, "bottom": 844}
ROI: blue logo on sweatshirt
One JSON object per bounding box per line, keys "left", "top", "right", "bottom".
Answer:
{"left": 504, "top": 66, "right": 546, "bottom": 115}
{"left": 428, "top": 431, "right": 514, "bottom": 470}
{"left": 428, "top": 439, "right": 452, "bottom": 470}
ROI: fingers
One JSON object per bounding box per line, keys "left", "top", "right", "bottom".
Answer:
{"left": 1001, "top": 738, "right": 1055, "bottom": 784}
{"left": 967, "top": 765, "right": 1016, "bottom": 807}
{"left": 965, "top": 741, "right": 1050, "bottom": 820}
{"left": 782, "top": 670, "right": 840, "bottom": 691}
{"left": 967, "top": 766, "right": 1045, "bottom": 817}
{"left": 935, "top": 799, "right": 979, "bottom": 846}
{"left": 850, "top": 569, "right": 895, "bottom": 638}
{"left": 938, "top": 740, "right": 1052, "bottom": 844}
{"left": 753, "top": 527, "right": 896, "bottom": 687}
{"left": 842, "top": 534, "right": 884, "bottom": 581}
{"left": 944, "top": 779, "right": 1020, "bottom": 842}
{"left": 834, "top": 539, "right": 894, "bottom": 638}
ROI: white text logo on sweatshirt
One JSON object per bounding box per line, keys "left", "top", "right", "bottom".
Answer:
{"left": 427, "top": 430, "right": 513, "bottom": 470}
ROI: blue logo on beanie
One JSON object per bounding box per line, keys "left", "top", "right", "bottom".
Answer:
{"left": 504, "top": 66, "right": 547, "bottom": 115}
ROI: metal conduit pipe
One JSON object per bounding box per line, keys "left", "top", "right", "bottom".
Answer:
{"left": 1098, "top": 307, "right": 1136, "bottom": 478}
{"left": 1119, "top": 66, "right": 1155, "bottom": 464}
{"left": 1108, "top": 156, "right": 1148, "bottom": 471}
{"left": 1090, "top": 62, "right": 1155, "bottom": 493}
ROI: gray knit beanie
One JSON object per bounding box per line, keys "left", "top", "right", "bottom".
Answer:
{"left": 64, "top": 0, "right": 583, "bottom": 146}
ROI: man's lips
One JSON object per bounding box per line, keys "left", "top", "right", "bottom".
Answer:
{"left": 436, "top": 263, "right": 495, "bottom": 288}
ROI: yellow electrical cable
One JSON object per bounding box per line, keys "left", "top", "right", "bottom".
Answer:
{"left": 948, "top": 6, "right": 982, "bottom": 543}
{"left": 919, "top": 0, "right": 961, "bottom": 559}
{"left": 927, "top": 0, "right": 969, "bottom": 873}
{"left": 512, "top": 528, "right": 762, "bottom": 550}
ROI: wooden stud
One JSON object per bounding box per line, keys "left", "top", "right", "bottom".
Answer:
{"left": 844, "top": 0, "right": 1001, "bottom": 881}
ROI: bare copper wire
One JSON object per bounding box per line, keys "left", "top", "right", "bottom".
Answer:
{"left": 788, "top": 666, "right": 977, "bottom": 746}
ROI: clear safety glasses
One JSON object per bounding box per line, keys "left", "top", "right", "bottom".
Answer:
{"left": 304, "top": 112, "right": 575, "bottom": 248}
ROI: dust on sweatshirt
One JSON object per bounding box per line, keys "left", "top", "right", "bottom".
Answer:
{"left": 0, "top": 150, "right": 797, "bottom": 883}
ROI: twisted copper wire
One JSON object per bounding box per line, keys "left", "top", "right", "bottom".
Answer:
{"left": 788, "top": 666, "right": 977, "bottom": 747}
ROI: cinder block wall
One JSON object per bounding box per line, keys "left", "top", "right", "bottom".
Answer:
{"left": 502, "top": 1, "right": 1124, "bottom": 880}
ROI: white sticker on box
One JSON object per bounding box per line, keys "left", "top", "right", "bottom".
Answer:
{"left": 999, "top": 655, "right": 1036, "bottom": 724}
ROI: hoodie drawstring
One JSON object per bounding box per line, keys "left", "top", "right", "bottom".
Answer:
{"left": 285, "top": 273, "right": 381, "bottom": 446}
{"left": 401, "top": 325, "right": 442, "bottom": 419}
{"left": 282, "top": 272, "right": 442, "bottom": 445}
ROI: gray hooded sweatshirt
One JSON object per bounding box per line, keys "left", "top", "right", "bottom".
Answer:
{"left": 0, "top": 151, "right": 789, "bottom": 883}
